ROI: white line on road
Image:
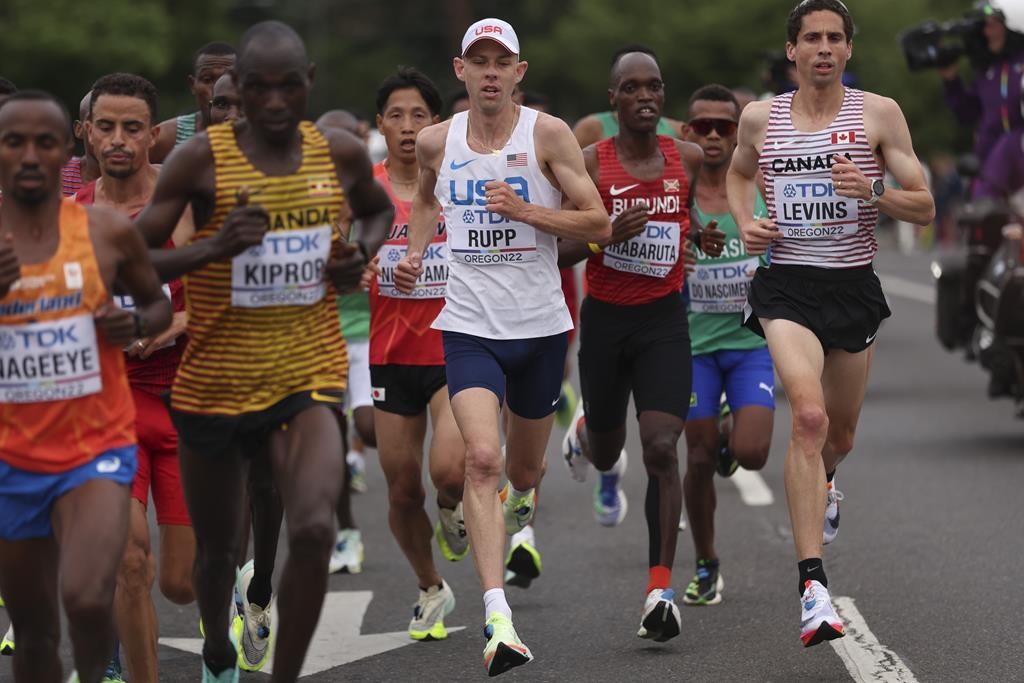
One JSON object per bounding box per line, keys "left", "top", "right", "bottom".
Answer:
{"left": 730, "top": 467, "right": 774, "bottom": 506}
{"left": 831, "top": 596, "right": 920, "bottom": 683}
{"left": 879, "top": 274, "right": 935, "bottom": 305}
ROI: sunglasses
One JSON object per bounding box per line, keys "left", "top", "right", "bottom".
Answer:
{"left": 689, "top": 118, "right": 737, "bottom": 137}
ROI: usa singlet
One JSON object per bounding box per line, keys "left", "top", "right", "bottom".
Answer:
{"left": 171, "top": 121, "right": 349, "bottom": 415}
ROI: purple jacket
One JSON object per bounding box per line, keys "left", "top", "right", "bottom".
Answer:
{"left": 975, "top": 129, "right": 1024, "bottom": 200}
{"left": 944, "top": 52, "right": 1024, "bottom": 164}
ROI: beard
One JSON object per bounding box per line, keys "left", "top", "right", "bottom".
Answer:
{"left": 103, "top": 165, "right": 138, "bottom": 179}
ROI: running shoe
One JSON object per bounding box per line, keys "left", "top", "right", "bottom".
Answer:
{"left": 408, "top": 580, "right": 456, "bottom": 641}
{"left": 593, "top": 449, "right": 628, "bottom": 527}
{"left": 201, "top": 621, "right": 241, "bottom": 683}
{"left": 683, "top": 559, "right": 724, "bottom": 606}
{"left": 678, "top": 512, "right": 688, "bottom": 531}
{"left": 636, "top": 588, "right": 681, "bottom": 642}
{"left": 505, "top": 526, "right": 541, "bottom": 589}
{"left": 482, "top": 612, "right": 533, "bottom": 677}
{"left": 436, "top": 502, "right": 470, "bottom": 561}
{"left": 799, "top": 579, "right": 845, "bottom": 647}
{"left": 101, "top": 658, "right": 125, "bottom": 683}
{"left": 347, "top": 450, "right": 368, "bottom": 493}
{"left": 823, "top": 479, "right": 844, "bottom": 545}
{"left": 0, "top": 594, "right": 4, "bottom": 607}
{"left": 329, "top": 528, "right": 364, "bottom": 574}
{"left": 561, "top": 400, "right": 590, "bottom": 483}
{"left": 717, "top": 432, "right": 738, "bottom": 478}
{"left": 235, "top": 560, "right": 272, "bottom": 672}
{"left": 499, "top": 485, "right": 537, "bottom": 535}
{"left": 554, "top": 380, "right": 578, "bottom": 429}
{"left": 1, "top": 623, "right": 12, "bottom": 655}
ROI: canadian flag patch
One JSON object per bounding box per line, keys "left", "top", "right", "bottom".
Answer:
{"left": 831, "top": 131, "right": 856, "bottom": 144}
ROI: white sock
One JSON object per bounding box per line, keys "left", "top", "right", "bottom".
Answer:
{"left": 509, "top": 485, "right": 533, "bottom": 500}
{"left": 510, "top": 524, "right": 535, "bottom": 548}
{"left": 483, "top": 588, "right": 512, "bottom": 621}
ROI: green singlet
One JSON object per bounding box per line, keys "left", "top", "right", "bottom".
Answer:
{"left": 687, "top": 193, "right": 770, "bottom": 357}
{"left": 595, "top": 110, "right": 677, "bottom": 138}
{"left": 175, "top": 111, "right": 199, "bottom": 145}
{"left": 337, "top": 292, "right": 370, "bottom": 342}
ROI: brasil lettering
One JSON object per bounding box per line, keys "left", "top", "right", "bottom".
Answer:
{"left": 0, "top": 313, "right": 102, "bottom": 403}
{"left": 231, "top": 224, "right": 331, "bottom": 307}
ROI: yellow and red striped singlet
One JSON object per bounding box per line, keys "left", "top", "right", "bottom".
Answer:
{"left": 171, "top": 121, "right": 349, "bottom": 416}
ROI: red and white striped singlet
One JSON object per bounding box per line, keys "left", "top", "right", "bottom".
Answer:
{"left": 759, "top": 88, "right": 881, "bottom": 269}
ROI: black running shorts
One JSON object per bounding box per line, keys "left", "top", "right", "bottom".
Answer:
{"left": 167, "top": 388, "right": 346, "bottom": 456}
{"left": 578, "top": 292, "right": 692, "bottom": 432}
{"left": 369, "top": 364, "right": 447, "bottom": 416}
{"left": 744, "top": 264, "right": 891, "bottom": 353}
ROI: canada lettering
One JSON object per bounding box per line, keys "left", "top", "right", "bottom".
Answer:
{"left": 771, "top": 152, "right": 852, "bottom": 174}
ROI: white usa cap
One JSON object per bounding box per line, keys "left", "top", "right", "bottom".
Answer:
{"left": 461, "top": 18, "right": 520, "bottom": 56}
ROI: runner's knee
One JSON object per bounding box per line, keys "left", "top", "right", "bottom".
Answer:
{"left": 62, "top": 575, "right": 114, "bottom": 628}
{"left": 826, "top": 424, "right": 856, "bottom": 458}
{"left": 641, "top": 434, "right": 679, "bottom": 475}
{"left": 388, "top": 472, "right": 426, "bottom": 511}
{"left": 431, "top": 464, "right": 464, "bottom": 503}
{"left": 731, "top": 432, "right": 771, "bottom": 471}
{"left": 464, "top": 442, "right": 502, "bottom": 484}
{"left": 287, "top": 514, "right": 336, "bottom": 556}
{"left": 159, "top": 568, "right": 195, "bottom": 605}
{"left": 117, "top": 539, "right": 154, "bottom": 594}
{"left": 791, "top": 404, "right": 829, "bottom": 447}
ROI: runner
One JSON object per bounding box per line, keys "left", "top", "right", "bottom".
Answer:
{"left": 558, "top": 49, "right": 719, "bottom": 642}
{"left": 135, "top": 21, "right": 393, "bottom": 681}
{"left": 361, "top": 66, "right": 471, "bottom": 640}
{"left": 62, "top": 92, "right": 101, "bottom": 198}
{"left": 0, "top": 89, "right": 171, "bottom": 683}
{"left": 395, "top": 18, "right": 610, "bottom": 675}
{"left": 209, "top": 74, "right": 242, "bottom": 126}
{"left": 572, "top": 45, "right": 684, "bottom": 148}
{"left": 680, "top": 83, "right": 774, "bottom": 607}
{"left": 75, "top": 72, "right": 196, "bottom": 682}
{"left": 727, "top": 0, "right": 934, "bottom": 647}
{"left": 150, "top": 42, "right": 237, "bottom": 162}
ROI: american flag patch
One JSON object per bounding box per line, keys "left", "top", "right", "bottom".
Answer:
{"left": 663, "top": 178, "right": 680, "bottom": 193}
{"left": 831, "top": 131, "right": 856, "bottom": 144}
{"left": 506, "top": 152, "right": 528, "bottom": 167}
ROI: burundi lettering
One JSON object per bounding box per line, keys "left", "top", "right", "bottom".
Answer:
{"left": 611, "top": 195, "right": 681, "bottom": 215}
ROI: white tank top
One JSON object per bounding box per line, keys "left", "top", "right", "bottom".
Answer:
{"left": 759, "top": 88, "right": 881, "bottom": 268}
{"left": 432, "top": 107, "right": 571, "bottom": 339}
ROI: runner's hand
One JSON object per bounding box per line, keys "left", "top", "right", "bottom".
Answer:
{"left": 610, "top": 203, "right": 649, "bottom": 245}
{"left": 0, "top": 234, "right": 21, "bottom": 298}
{"left": 325, "top": 240, "right": 368, "bottom": 294}
{"left": 360, "top": 254, "right": 381, "bottom": 291}
{"left": 484, "top": 180, "right": 530, "bottom": 222}
{"left": 740, "top": 218, "right": 778, "bottom": 256}
{"left": 683, "top": 238, "right": 697, "bottom": 275}
{"left": 698, "top": 219, "right": 726, "bottom": 257}
{"left": 213, "top": 187, "right": 269, "bottom": 258}
{"left": 394, "top": 253, "right": 422, "bottom": 294}
{"left": 831, "top": 155, "right": 871, "bottom": 201}
{"left": 130, "top": 310, "right": 187, "bottom": 359}
{"left": 94, "top": 302, "right": 138, "bottom": 347}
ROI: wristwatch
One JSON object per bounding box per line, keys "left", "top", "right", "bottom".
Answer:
{"left": 866, "top": 178, "right": 885, "bottom": 205}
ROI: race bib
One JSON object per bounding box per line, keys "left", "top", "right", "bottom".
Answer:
{"left": 115, "top": 284, "right": 175, "bottom": 350}
{"left": 602, "top": 221, "right": 680, "bottom": 278}
{"left": 449, "top": 222, "right": 537, "bottom": 265}
{"left": 772, "top": 177, "right": 859, "bottom": 239}
{"left": 689, "top": 257, "right": 759, "bottom": 313}
{"left": 231, "top": 225, "right": 331, "bottom": 307}
{"left": 0, "top": 313, "right": 102, "bottom": 403}
{"left": 377, "top": 241, "right": 449, "bottom": 299}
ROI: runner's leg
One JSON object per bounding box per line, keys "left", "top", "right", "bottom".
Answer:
{"left": 0, "top": 538, "right": 60, "bottom": 682}
{"left": 114, "top": 500, "right": 158, "bottom": 682}
{"left": 637, "top": 412, "right": 685, "bottom": 570}
{"left": 427, "top": 388, "right": 467, "bottom": 510}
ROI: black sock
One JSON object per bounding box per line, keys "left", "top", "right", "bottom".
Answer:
{"left": 826, "top": 469, "right": 835, "bottom": 483}
{"left": 247, "top": 574, "right": 273, "bottom": 609}
{"left": 797, "top": 558, "right": 827, "bottom": 596}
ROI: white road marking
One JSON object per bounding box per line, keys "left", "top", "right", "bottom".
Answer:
{"left": 730, "top": 467, "right": 774, "bottom": 506}
{"left": 831, "top": 596, "right": 920, "bottom": 683}
{"left": 160, "top": 590, "right": 464, "bottom": 677}
{"left": 878, "top": 274, "right": 935, "bottom": 305}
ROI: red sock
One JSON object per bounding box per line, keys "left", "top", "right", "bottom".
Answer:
{"left": 647, "top": 565, "right": 671, "bottom": 593}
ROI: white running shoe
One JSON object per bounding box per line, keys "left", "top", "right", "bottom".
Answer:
{"left": 408, "top": 580, "right": 456, "bottom": 641}
{"left": 1, "top": 622, "right": 13, "bottom": 655}
{"left": 636, "top": 588, "right": 681, "bottom": 642}
{"left": 235, "top": 560, "right": 272, "bottom": 672}
{"left": 561, "top": 401, "right": 590, "bottom": 483}
{"left": 329, "top": 528, "right": 364, "bottom": 574}
{"left": 823, "top": 480, "right": 843, "bottom": 545}
{"left": 436, "top": 502, "right": 470, "bottom": 561}
{"left": 505, "top": 525, "right": 542, "bottom": 589}
{"left": 500, "top": 485, "right": 537, "bottom": 535}
{"left": 347, "top": 450, "right": 368, "bottom": 493}
{"left": 593, "top": 449, "right": 628, "bottom": 527}
{"left": 799, "top": 579, "right": 845, "bottom": 647}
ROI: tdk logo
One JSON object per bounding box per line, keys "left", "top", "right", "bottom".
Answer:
{"left": 450, "top": 177, "right": 530, "bottom": 206}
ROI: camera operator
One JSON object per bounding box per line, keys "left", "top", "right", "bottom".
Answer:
{"left": 941, "top": 2, "right": 1024, "bottom": 165}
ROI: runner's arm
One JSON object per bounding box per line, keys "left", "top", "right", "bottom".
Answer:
{"left": 866, "top": 96, "right": 935, "bottom": 225}
{"left": 328, "top": 128, "right": 394, "bottom": 257}
{"left": 514, "top": 115, "right": 610, "bottom": 242}
{"left": 557, "top": 145, "right": 603, "bottom": 267}
{"left": 726, "top": 100, "right": 767, "bottom": 227}
{"left": 100, "top": 207, "right": 172, "bottom": 339}
{"left": 406, "top": 124, "right": 446, "bottom": 258}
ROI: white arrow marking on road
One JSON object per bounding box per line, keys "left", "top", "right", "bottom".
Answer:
{"left": 160, "top": 590, "right": 464, "bottom": 678}
{"left": 831, "top": 596, "right": 919, "bottom": 683}
{"left": 730, "top": 468, "right": 774, "bottom": 506}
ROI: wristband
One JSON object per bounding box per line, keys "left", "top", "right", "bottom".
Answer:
{"left": 131, "top": 311, "right": 146, "bottom": 339}
{"left": 588, "top": 242, "right": 603, "bottom": 254}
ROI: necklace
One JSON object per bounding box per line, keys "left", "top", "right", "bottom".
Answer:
{"left": 467, "top": 106, "right": 519, "bottom": 155}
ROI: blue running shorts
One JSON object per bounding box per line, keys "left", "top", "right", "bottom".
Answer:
{"left": 689, "top": 347, "right": 776, "bottom": 420}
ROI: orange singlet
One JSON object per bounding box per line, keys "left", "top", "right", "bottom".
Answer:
{"left": 0, "top": 200, "right": 135, "bottom": 473}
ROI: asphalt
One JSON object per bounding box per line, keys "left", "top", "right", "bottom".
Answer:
{"left": 3, "top": 246, "right": 1023, "bottom": 682}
